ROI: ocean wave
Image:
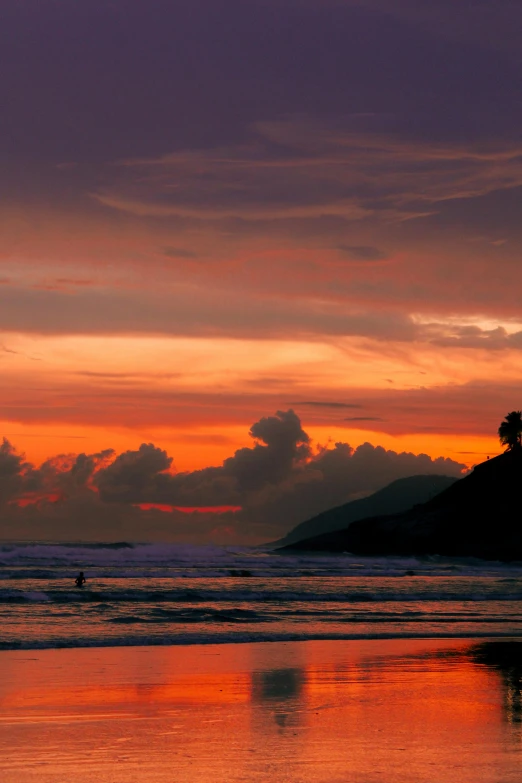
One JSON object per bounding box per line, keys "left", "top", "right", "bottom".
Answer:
{"left": 3, "top": 587, "right": 522, "bottom": 604}
{"left": 108, "top": 607, "right": 270, "bottom": 625}
{"left": 2, "top": 542, "right": 521, "bottom": 578}
{"left": 0, "top": 542, "right": 253, "bottom": 566}
{"left": 0, "top": 569, "right": 58, "bottom": 580}
{"left": 3, "top": 542, "right": 522, "bottom": 653}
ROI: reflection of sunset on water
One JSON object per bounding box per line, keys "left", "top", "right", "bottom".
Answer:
{"left": 1, "top": 640, "right": 522, "bottom": 782}
{"left": 3, "top": 2, "right": 522, "bottom": 780}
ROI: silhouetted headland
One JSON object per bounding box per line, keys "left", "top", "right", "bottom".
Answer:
{"left": 280, "top": 450, "right": 522, "bottom": 560}
{"left": 272, "top": 474, "right": 457, "bottom": 547}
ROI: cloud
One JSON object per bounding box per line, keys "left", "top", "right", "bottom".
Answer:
{"left": 224, "top": 410, "right": 311, "bottom": 491}
{"left": 290, "top": 401, "right": 363, "bottom": 409}
{"left": 421, "top": 323, "right": 522, "bottom": 350}
{"left": 0, "top": 282, "right": 419, "bottom": 341}
{"left": 3, "top": 0, "right": 522, "bottom": 170}
{"left": 1, "top": 343, "right": 19, "bottom": 355}
{"left": 96, "top": 410, "right": 310, "bottom": 504}
{"left": 162, "top": 247, "right": 198, "bottom": 259}
{"left": 3, "top": 279, "right": 522, "bottom": 353}
{"left": 254, "top": 439, "right": 466, "bottom": 532}
{"left": 0, "top": 438, "right": 28, "bottom": 503}
{"left": 0, "top": 411, "right": 467, "bottom": 544}
{"left": 94, "top": 126, "right": 522, "bottom": 230}
{"left": 344, "top": 416, "right": 384, "bottom": 421}
{"left": 95, "top": 443, "right": 172, "bottom": 502}
{"left": 21, "top": 448, "right": 116, "bottom": 499}
{"left": 0, "top": 0, "right": 521, "bottom": 529}
{"left": 95, "top": 192, "right": 373, "bottom": 222}
{"left": 337, "top": 245, "right": 388, "bottom": 261}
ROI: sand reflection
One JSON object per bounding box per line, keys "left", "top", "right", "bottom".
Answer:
{"left": 470, "top": 641, "right": 522, "bottom": 726}
{"left": 1, "top": 639, "right": 522, "bottom": 782}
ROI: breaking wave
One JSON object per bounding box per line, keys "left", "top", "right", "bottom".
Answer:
{"left": 2, "top": 542, "right": 522, "bottom": 651}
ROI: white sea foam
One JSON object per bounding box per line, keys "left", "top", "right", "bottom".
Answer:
{"left": 1, "top": 541, "right": 519, "bottom": 577}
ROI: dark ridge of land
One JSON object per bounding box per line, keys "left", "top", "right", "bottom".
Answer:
{"left": 279, "top": 450, "right": 522, "bottom": 561}
{"left": 272, "top": 474, "right": 457, "bottom": 547}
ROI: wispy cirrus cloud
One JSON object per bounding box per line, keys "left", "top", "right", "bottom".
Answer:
{"left": 289, "top": 401, "right": 363, "bottom": 409}
{"left": 344, "top": 416, "right": 384, "bottom": 422}
{"left": 92, "top": 125, "right": 522, "bottom": 229}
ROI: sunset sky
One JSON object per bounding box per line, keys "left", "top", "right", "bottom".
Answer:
{"left": 2, "top": 0, "right": 522, "bottom": 543}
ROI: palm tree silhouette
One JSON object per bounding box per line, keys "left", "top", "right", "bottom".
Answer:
{"left": 498, "top": 411, "right": 522, "bottom": 451}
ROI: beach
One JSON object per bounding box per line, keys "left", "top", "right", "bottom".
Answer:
{"left": 3, "top": 0, "right": 521, "bottom": 779}
{"left": 3, "top": 544, "right": 522, "bottom": 781}
{"left": 2, "top": 637, "right": 522, "bottom": 783}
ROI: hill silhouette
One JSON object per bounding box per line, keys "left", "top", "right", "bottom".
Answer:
{"left": 280, "top": 450, "right": 522, "bottom": 561}
{"left": 272, "top": 474, "right": 458, "bottom": 547}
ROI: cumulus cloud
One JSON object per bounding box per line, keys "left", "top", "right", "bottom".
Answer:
{"left": 240, "top": 439, "right": 467, "bottom": 536}
{"left": 224, "top": 410, "right": 311, "bottom": 490}
{"left": 0, "top": 438, "right": 27, "bottom": 503}
{"left": 96, "top": 410, "right": 310, "bottom": 504}
{"left": 96, "top": 443, "right": 172, "bottom": 502}
{"left": 7, "top": 448, "right": 116, "bottom": 508}
{"left": 0, "top": 411, "right": 467, "bottom": 544}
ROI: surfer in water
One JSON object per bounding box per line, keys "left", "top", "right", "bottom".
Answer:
{"left": 75, "top": 571, "right": 86, "bottom": 587}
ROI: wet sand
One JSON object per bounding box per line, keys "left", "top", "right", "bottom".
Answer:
{"left": 1, "top": 638, "right": 522, "bottom": 783}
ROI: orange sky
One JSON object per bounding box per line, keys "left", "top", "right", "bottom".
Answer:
{"left": 1, "top": 0, "right": 522, "bottom": 542}
{"left": 0, "top": 331, "right": 509, "bottom": 470}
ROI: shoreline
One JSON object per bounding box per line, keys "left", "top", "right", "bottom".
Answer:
{"left": 3, "top": 628, "right": 522, "bottom": 652}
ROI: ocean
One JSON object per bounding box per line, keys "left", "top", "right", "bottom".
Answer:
{"left": 2, "top": 542, "right": 522, "bottom": 650}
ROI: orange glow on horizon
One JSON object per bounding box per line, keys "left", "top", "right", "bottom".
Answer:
{"left": 136, "top": 504, "right": 242, "bottom": 514}
{"left": 1, "top": 418, "right": 500, "bottom": 474}
{"left": 10, "top": 492, "right": 64, "bottom": 508}
{"left": 0, "top": 332, "right": 515, "bottom": 475}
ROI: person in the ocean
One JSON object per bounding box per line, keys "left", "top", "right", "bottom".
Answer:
{"left": 75, "top": 571, "right": 86, "bottom": 587}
